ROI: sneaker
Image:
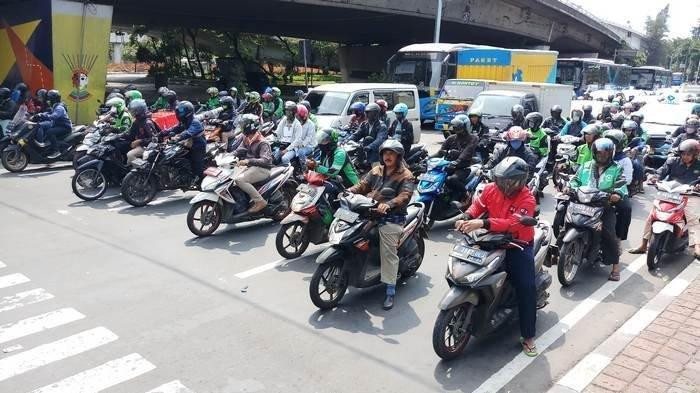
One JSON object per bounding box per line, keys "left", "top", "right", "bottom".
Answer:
{"left": 47, "top": 150, "right": 61, "bottom": 159}
{"left": 34, "top": 140, "right": 49, "bottom": 148}
{"left": 247, "top": 200, "right": 267, "bottom": 214}
{"left": 382, "top": 295, "right": 394, "bottom": 310}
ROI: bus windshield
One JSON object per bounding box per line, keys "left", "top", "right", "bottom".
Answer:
{"left": 631, "top": 70, "right": 655, "bottom": 90}
{"left": 556, "top": 61, "right": 581, "bottom": 88}
{"left": 389, "top": 52, "right": 447, "bottom": 91}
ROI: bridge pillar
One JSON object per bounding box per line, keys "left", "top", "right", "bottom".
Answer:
{"left": 338, "top": 44, "right": 402, "bottom": 82}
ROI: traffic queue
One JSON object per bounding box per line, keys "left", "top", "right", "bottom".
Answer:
{"left": 1, "top": 81, "right": 700, "bottom": 360}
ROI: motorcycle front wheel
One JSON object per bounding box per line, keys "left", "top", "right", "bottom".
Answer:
{"left": 72, "top": 168, "right": 107, "bottom": 201}
{"left": 1, "top": 149, "right": 28, "bottom": 172}
{"left": 187, "top": 200, "right": 222, "bottom": 237}
{"left": 646, "top": 232, "right": 668, "bottom": 270}
{"left": 432, "top": 304, "right": 474, "bottom": 360}
{"left": 121, "top": 172, "right": 157, "bottom": 207}
{"left": 309, "top": 259, "right": 347, "bottom": 310}
{"left": 276, "top": 222, "right": 309, "bottom": 259}
{"left": 72, "top": 150, "right": 86, "bottom": 169}
{"left": 558, "top": 239, "right": 584, "bottom": 286}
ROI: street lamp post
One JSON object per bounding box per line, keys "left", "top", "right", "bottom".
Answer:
{"left": 434, "top": 0, "right": 442, "bottom": 43}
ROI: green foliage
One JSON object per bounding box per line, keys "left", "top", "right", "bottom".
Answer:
{"left": 644, "top": 4, "right": 670, "bottom": 66}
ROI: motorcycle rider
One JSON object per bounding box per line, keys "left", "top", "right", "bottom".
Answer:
{"left": 468, "top": 109, "right": 489, "bottom": 137}
{"left": 455, "top": 157, "right": 539, "bottom": 356}
{"left": 673, "top": 118, "right": 699, "bottom": 148}
{"left": 151, "top": 87, "right": 170, "bottom": 111}
{"left": 229, "top": 87, "right": 243, "bottom": 109}
{"left": 11, "top": 82, "right": 29, "bottom": 105}
{"left": 485, "top": 127, "right": 538, "bottom": 176}
{"left": 286, "top": 104, "right": 316, "bottom": 169}
{"left": 630, "top": 112, "right": 648, "bottom": 140}
{"left": 274, "top": 101, "right": 303, "bottom": 163}
{"left": 234, "top": 114, "right": 274, "bottom": 213}
{"left": 622, "top": 102, "right": 634, "bottom": 116}
{"left": 566, "top": 138, "right": 627, "bottom": 281}
{"left": 559, "top": 108, "right": 586, "bottom": 137}
{"left": 31, "top": 88, "right": 49, "bottom": 114}
{"left": 432, "top": 117, "right": 478, "bottom": 198}
{"left": 105, "top": 96, "right": 133, "bottom": 133}
{"left": 262, "top": 93, "right": 275, "bottom": 120}
{"left": 299, "top": 100, "right": 318, "bottom": 128}
{"left": 524, "top": 112, "right": 549, "bottom": 159}
{"left": 34, "top": 90, "right": 72, "bottom": 159}
{"left": 241, "top": 92, "right": 263, "bottom": 119}
{"left": 348, "top": 102, "right": 367, "bottom": 130}
{"left": 609, "top": 113, "right": 626, "bottom": 130}
{"left": 346, "top": 139, "right": 415, "bottom": 310}
{"left": 603, "top": 129, "right": 634, "bottom": 241}
{"left": 351, "top": 103, "right": 388, "bottom": 167}
{"left": 672, "top": 115, "right": 698, "bottom": 138}
{"left": 294, "top": 89, "right": 305, "bottom": 103}
{"left": 388, "top": 103, "right": 414, "bottom": 154}
{"left": 598, "top": 103, "right": 613, "bottom": 122}
{"left": 504, "top": 104, "right": 525, "bottom": 131}
{"left": 217, "top": 96, "right": 238, "bottom": 148}
{"left": 271, "top": 87, "right": 284, "bottom": 119}
{"left": 375, "top": 99, "right": 389, "bottom": 126}
{"left": 124, "top": 99, "right": 158, "bottom": 164}
{"left": 576, "top": 124, "right": 602, "bottom": 166}
{"left": 629, "top": 139, "right": 700, "bottom": 258}
{"left": 543, "top": 105, "right": 566, "bottom": 133}
{"left": 204, "top": 87, "right": 220, "bottom": 110}
{"left": 163, "top": 101, "right": 206, "bottom": 187}
{"left": 124, "top": 90, "right": 142, "bottom": 106}
{"left": 307, "top": 128, "right": 360, "bottom": 187}
{"left": 163, "top": 90, "right": 178, "bottom": 111}
{"left": 582, "top": 103, "right": 596, "bottom": 124}
{"left": 0, "top": 87, "right": 18, "bottom": 120}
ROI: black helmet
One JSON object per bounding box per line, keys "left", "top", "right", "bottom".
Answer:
{"left": 379, "top": 139, "right": 405, "bottom": 163}
{"left": 128, "top": 99, "right": 149, "bottom": 119}
{"left": 524, "top": 112, "right": 543, "bottom": 130}
{"left": 299, "top": 100, "right": 311, "bottom": 111}
{"left": 36, "top": 88, "right": 47, "bottom": 101}
{"left": 450, "top": 117, "right": 466, "bottom": 134}
{"left": 493, "top": 156, "right": 529, "bottom": 198}
{"left": 601, "top": 103, "right": 612, "bottom": 117}
{"left": 239, "top": 113, "right": 260, "bottom": 135}
{"left": 165, "top": 90, "right": 177, "bottom": 105}
{"left": 592, "top": 138, "right": 615, "bottom": 166}
{"left": 550, "top": 105, "right": 563, "bottom": 118}
{"left": 365, "top": 102, "right": 381, "bottom": 122}
{"left": 582, "top": 103, "right": 593, "bottom": 114}
{"left": 610, "top": 113, "right": 626, "bottom": 129}
{"left": 13, "top": 82, "right": 28, "bottom": 94}
{"left": 0, "top": 87, "right": 10, "bottom": 101}
{"left": 175, "top": 101, "right": 195, "bottom": 126}
{"left": 219, "top": 96, "right": 235, "bottom": 110}
{"left": 46, "top": 89, "right": 61, "bottom": 106}
{"left": 511, "top": 104, "right": 525, "bottom": 120}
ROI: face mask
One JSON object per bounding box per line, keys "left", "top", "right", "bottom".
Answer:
{"left": 572, "top": 114, "right": 581, "bottom": 122}
{"left": 509, "top": 140, "right": 523, "bottom": 149}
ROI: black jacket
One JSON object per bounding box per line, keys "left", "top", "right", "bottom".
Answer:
{"left": 470, "top": 121, "right": 490, "bottom": 137}
{"left": 543, "top": 117, "right": 566, "bottom": 133}
{"left": 657, "top": 156, "right": 700, "bottom": 184}
{"left": 0, "top": 99, "right": 18, "bottom": 120}
{"left": 388, "top": 118, "right": 414, "bottom": 154}
{"left": 434, "top": 133, "right": 478, "bottom": 169}
{"left": 504, "top": 118, "right": 524, "bottom": 132}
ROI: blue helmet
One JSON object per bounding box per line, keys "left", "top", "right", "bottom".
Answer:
{"left": 393, "top": 103, "right": 408, "bottom": 115}
{"left": 350, "top": 102, "right": 366, "bottom": 115}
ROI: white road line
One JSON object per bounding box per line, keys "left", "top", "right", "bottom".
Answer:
{"left": 29, "top": 353, "right": 156, "bottom": 393}
{"left": 552, "top": 259, "right": 700, "bottom": 392}
{"left": 0, "top": 308, "right": 85, "bottom": 344}
{"left": 145, "top": 380, "right": 196, "bottom": 393}
{"left": 0, "top": 327, "right": 118, "bottom": 382}
{"left": 0, "top": 261, "right": 5, "bottom": 268}
{"left": 17, "top": 170, "right": 64, "bottom": 177}
{"left": 473, "top": 255, "right": 647, "bottom": 393}
{"left": 0, "top": 273, "right": 30, "bottom": 289}
{"left": 0, "top": 288, "right": 54, "bottom": 313}
{"left": 234, "top": 249, "right": 322, "bottom": 279}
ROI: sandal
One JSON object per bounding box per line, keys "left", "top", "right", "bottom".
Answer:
{"left": 608, "top": 270, "right": 621, "bottom": 281}
{"left": 627, "top": 247, "right": 646, "bottom": 254}
{"left": 519, "top": 337, "right": 538, "bottom": 357}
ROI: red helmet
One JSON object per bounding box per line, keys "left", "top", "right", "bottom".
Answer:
{"left": 505, "top": 126, "right": 528, "bottom": 141}
{"left": 296, "top": 105, "right": 309, "bottom": 120}
{"left": 375, "top": 99, "right": 388, "bottom": 112}
{"left": 262, "top": 93, "right": 272, "bottom": 101}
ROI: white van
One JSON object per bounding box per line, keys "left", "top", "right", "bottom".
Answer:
{"left": 305, "top": 83, "right": 422, "bottom": 142}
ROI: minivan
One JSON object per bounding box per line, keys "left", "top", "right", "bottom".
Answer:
{"left": 305, "top": 83, "right": 421, "bottom": 142}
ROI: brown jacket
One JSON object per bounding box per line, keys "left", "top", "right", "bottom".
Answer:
{"left": 348, "top": 163, "right": 415, "bottom": 216}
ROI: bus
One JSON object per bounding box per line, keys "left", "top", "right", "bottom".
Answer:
{"left": 671, "top": 72, "right": 684, "bottom": 86}
{"left": 630, "top": 66, "right": 672, "bottom": 90}
{"left": 555, "top": 58, "right": 631, "bottom": 96}
{"left": 386, "top": 43, "right": 558, "bottom": 124}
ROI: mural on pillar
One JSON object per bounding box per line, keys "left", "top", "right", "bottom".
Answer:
{"left": 0, "top": 0, "right": 54, "bottom": 92}
{"left": 62, "top": 53, "right": 98, "bottom": 101}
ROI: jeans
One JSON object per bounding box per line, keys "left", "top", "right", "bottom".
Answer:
{"left": 281, "top": 146, "right": 313, "bottom": 166}
{"left": 188, "top": 143, "right": 206, "bottom": 179}
{"left": 46, "top": 126, "right": 71, "bottom": 150}
{"left": 506, "top": 245, "right": 536, "bottom": 339}
{"left": 36, "top": 121, "right": 52, "bottom": 143}
{"left": 446, "top": 168, "right": 469, "bottom": 195}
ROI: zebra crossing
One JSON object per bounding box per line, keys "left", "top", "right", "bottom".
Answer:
{"left": 0, "top": 262, "right": 196, "bottom": 393}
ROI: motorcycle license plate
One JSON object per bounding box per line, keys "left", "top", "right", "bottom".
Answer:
{"left": 334, "top": 208, "right": 359, "bottom": 223}
{"left": 418, "top": 173, "right": 439, "bottom": 182}
{"left": 450, "top": 245, "right": 489, "bottom": 265}
{"left": 570, "top": 203, "right": 597, "bottom": 217}
{"left": 657, "top": 191, "right": 682, "bottom": 204}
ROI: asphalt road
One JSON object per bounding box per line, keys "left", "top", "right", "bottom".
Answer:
{"left": 0, "top": 129, "right": 695, "bottom": 393}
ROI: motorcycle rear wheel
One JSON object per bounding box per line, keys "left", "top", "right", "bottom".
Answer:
{"left": 187, "top": 200, "right": 222, "bottom": 237}
{"left": 72, "top": 168, "right": 107, "bottom": 201}
{"left": 1, "top": 150, "right": 28, "bottom": 172}
{"left": 558, "top": 239, "right": 583, "bottom": 286}
{"left": 646, "top": 232, "right": 667, "bottom": 270}
{"left": 121, "top": 172, "right": 157, "bottom": 207}
{"left": 402, "top": 236, "right": 425, "bottom": 278}
{"left": 432, "top": 304, "right": 474, "bottom": 360}
{"left": 309, "top": 259, "right": 347, "bottom": 310}
{"left": 276, "top": 222, "right": 309, "bottom": 259}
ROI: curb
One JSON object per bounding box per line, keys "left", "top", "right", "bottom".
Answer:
{"left": 547, "top": 258, "right": 700, "bottom": 393}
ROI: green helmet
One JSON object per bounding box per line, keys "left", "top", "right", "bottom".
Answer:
{"left": 603, "top": 129, "right": 627, "bottom": 151}
{"left": 206, "top": 87, "right": 219, "bottom": 97}
{"left": 316, "top": 128, "right": 339, "bottom": 146}
{"left": 271, "top": 87, "right": 281, "bottom": 97}
{"left": 124, "top": 90, "right": 142, "bottom": 103}
{"left": 106, "top": 97, "right": 126, "bottom": 115}
{"left": 248, "top": 91, "right": 260, "bottom": 103}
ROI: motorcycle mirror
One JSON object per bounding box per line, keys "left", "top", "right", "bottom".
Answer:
{"left": 519, "top": 215, "right": 538, "bottom": 227}
{"left": 380, "top": 188, "right": 396, "bottom": 199}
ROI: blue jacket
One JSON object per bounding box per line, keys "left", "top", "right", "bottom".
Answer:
{"left": 559, "top": 120, "right": 587, "bottom": 137}
{"left": 38, "top": 103, "right": 72, "bottom": 129}
{"left": 167, "top": 119, "right": 206, "bottom": 147}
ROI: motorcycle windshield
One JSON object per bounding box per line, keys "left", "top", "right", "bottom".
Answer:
{"left": 7, "top": 105, "right": 28, "bottom": 133}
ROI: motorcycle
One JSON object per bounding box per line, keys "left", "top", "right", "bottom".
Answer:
{"left": 643, "top": 134, "right": 674, "bottom": 169}
{"left": 72, "top": 133, "right": 130, "bottom": 201}
{"left": 528, "top": 156, "right": 549, "bottom": 203}
{"left": 73, "top": 118, "right": 115, "bottom": 168}
{"left": 431, "top": 215, "right": 552, "bottom": 360}
{"left": 551, "top": 135, "right": 581, "bottom": 192}
{"left": 275, "top": 171, "right": 342, "bottom": 259}
{"left": 646, "top": 180, "right": 699, "bottom": 270}
{"left": 309, "top": 191, "right": 426, "bottom": 309}
{"left": 553, "top": 185, "right": 616, "bottom": 286}
{"left": 186, "top": 153, "right": 297, "bottom": 237}
{"left": 1, "top": 106, "right": 87, "bottom": 172}
{"left": 404, "top": 143, "right": 429, "bottom": 180}
{"left": 120, "top": 141, "right": 199, "bottom": 207}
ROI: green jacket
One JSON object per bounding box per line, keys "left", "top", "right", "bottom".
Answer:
{"left": 262, "top": 101, "right": 275, "bottom": 118}
{"left": 570, "top": 160, "right": 628, "bottom": 197}
{"left": 273, "top": 97, "right": 284, "bottom": 118}
{"left": 576, "top": 143, "right": 593, "bottom": 166}
{"left": 205, "top": 97, "right": 220, "bottom": 110}
{"left": 309, "top": 113, "right": 318, "bottom": 128}
{"left": 316, "top": 148, "right": 359, "bottom": 186}
{"left": 112, "top": 112, "right": 133, "bottom": 133}
{"left": 150, "top": 97, "right": 168, "bottom": 111}
{"left": 528, "top": 127, "right": 549, "bottom": 157}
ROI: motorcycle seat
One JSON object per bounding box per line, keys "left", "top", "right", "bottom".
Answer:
{"left": 63, "top": 131, "right": 85, "bottom": 144}
{"left": 72, "top": 125, "right": 87, "bottom": 133}
{"left": 408, "top": 144, "right": 425, "bottom": 155}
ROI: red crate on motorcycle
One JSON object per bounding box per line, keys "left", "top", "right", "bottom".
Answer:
{"left": 151, "top": 111, "right": 178, "bottom": 130}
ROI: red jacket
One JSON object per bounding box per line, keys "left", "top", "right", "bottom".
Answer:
{"left": 466, "top": 183, "right": 536, "bottom": 242}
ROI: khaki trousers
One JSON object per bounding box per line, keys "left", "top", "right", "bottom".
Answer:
{"left": 235, "top": 166, "right": 270, "bottom": 203}
{"left": 126, "top": 146, "right": 145, "bottom": 164}
{"left": 379, "top": 223, "right": 403, "bottom": 285}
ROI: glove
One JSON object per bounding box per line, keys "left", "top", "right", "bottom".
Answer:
{"left": 447, "top": 161, "right": 459, "bottom": 173}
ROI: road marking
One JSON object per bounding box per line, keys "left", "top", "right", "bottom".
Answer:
{"left": 551, "top": 259, "right": 700, "bottom": 392}
{"left": 0, "top": 288, "right": 54, "bottom": 313}
{"left": 145, "top": 380, "right": 196, "bottom": 393}
{"left": 29, "top": 353, "right": 156, "bottom": 393}
{"left": 17, "top": 170, "right": 64, "bottom": 177}
{"left": 0, "top": 327, "right": 118, "bottom": 382}
{"left": 0, "top": 261, "right": 5, "bottom": 268}
{"left": 107, "top": 195, "right": 191, "bottom": 212}
{"left": 0, "top": 308, "right": 85, "bottom": 344}
{"left": 0, "top": 273, "right": 30, "bottom": 289}
{"left": 234, "top": 249, "right": 322, "bottom": 279}
{"left": 473, "top": 255, "right": 647, "bottom": 393}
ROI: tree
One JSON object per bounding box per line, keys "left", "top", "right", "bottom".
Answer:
{"left": 644, "top": 4, "right": 670, "bottom": 66}
{"left": 312, "top": 41, "right": 339, "bottom": 74}
{"left": 692, "top": 18, "right": 700, "bottom": 39}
